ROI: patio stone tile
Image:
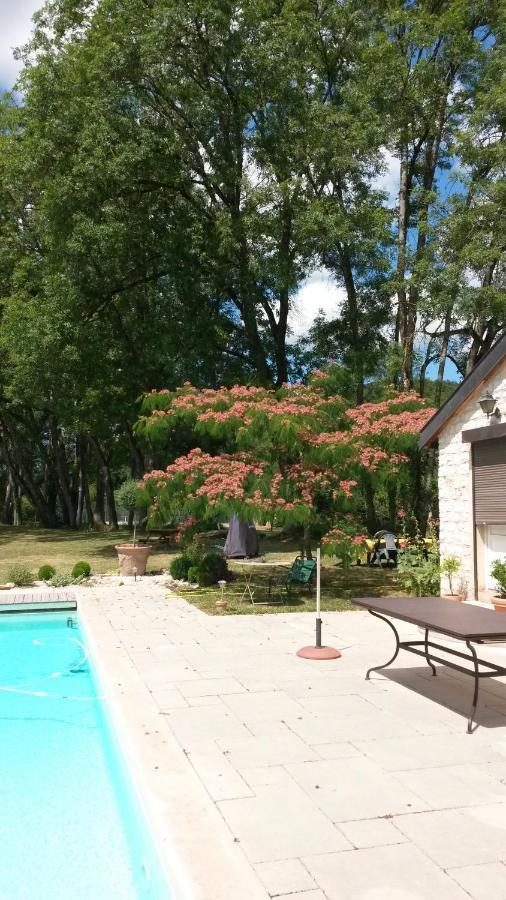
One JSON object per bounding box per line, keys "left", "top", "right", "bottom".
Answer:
{"left": 176, "top": 678, "right": 246, "bottom": 698}
{"left": 276, "top": 892, "right": 326, "bottom": 900}
{"left": 315, "top": 742, "right": 362, "bottom": 760}
{"left": 218, "top": 782, "right": 351, "bottom": 863}
{"left": 162, "top": 706, "right": 251, "bottom": 743}
{"left": 240, "top": 766, "right": 295, "bottom": 788}
{"left": 149, "top": 687, "right": 188, "bottom": 710}
{"left": 395, "top": 763, "right": 506, "bottom": 810}
{"left": 186, "top": 748, "right": 254, "bottom": 801}
{"left": 254, "top": 859, "right": 316, "bottom": 896}
{"left": 448, "top": 862, "right": 506, "bottom": 899}
{"left": 303, "top": 843, "right": 470, "bottom": 899}
{"left": 297, "top": 693, "right": 379, "bottom": 717}
{"left": 222, "top": 690, "right": 307, "bottom": 723}
{"left": 217, "top": 733, "right": 319, "bottom": 769}
{"left": 393, "top": 805, "right": 506, "bottom": 868}
{"left": 186, "top": 696, "right": 226, "bottom": 707}
{"left": 285, "top": 708, "right": 418, "bottom": 744}
{"left": 285, "top": 757, "right": 428, "bottom": 822}
{"left": 356, "top": 733, "right": 504, "bottom": 771}
{"left": 338, "top": 818, "right": 408, "bottom": 849}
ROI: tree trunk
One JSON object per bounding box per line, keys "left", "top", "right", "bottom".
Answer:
{"left": 76, "top": 434, "right": 90, "bottom": 528}
{"left": 93, "top": 470, "right": 106, "bottom": 529}
{"left": 396, "top": 139, "right": 410, "bottom": 388}
{"left": 303, "top": 524, "right": 313, "bottom": 560}
{"left": 434, "top": 308, "right": 452, "bottom": 406}
{"left": 50, "top": 420, "right": 76, "bottom": 528}
{"left": 90, "top": 437, "right": 118, "bottom": 529}
{"left": 362, "top": 474, "right": 378, "bottom": 535}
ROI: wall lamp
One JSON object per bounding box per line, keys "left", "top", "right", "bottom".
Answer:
{"left": 479, "top": 390, "right": 501, "bottom": 421}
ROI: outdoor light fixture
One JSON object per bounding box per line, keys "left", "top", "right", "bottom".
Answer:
{"left": 479, "top": 390, "right": 500, "bottom": 420}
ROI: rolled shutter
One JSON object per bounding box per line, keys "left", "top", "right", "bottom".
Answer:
{"left": 473, "top": 438, "right": 506, "bottom": 523}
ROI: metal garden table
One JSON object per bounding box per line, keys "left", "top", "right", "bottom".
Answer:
{"left": 352, "top": 596, "right": 506, "bottom": 733}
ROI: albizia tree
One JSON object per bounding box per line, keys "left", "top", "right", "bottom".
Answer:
{"left": 137, "top": 370, "right": 435, "bottom": 554}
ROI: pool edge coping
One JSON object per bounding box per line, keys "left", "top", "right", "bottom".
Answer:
{"left": 78, "top": 595, "right": 268, "bottom": 900}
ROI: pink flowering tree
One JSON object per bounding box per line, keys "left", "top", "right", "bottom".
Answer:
{"left": 136, "top": 370, "right": 435, "bottom": 555}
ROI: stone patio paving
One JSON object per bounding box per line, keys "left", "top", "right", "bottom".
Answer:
{"left": 83, "top": 582, "right": 506, "bottom": 899}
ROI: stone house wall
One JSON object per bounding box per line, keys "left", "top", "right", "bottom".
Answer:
{"left": 438, "top": 357, "right": 506, "bottom": 599}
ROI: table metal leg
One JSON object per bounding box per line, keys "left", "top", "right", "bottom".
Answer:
{"left": 366, "top": 610, "right": 400, "bottom": 680}
{"left": 466, "top": 640, "right": 480, "bottom": 733}
{"left": 424, "top": 628, "right": 437, "bottom": 676}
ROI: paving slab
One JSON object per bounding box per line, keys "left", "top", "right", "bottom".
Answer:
{"left": 254, "top": 859, "right": 316, "bottom": 896}
{"left": 303, "top": 843, "right": 470, "bottom": 900}
{"left": 217, "top": 733, "right": 319, "bottom": 769}
{"left": 285, "top": 757, "right": 428, "bottom": 822}
{"left": 448, "top": 862, "right": 506, "bottom": 899}
{"left": 393, "top": 805, "right": 506, "bottom": 868}
{"left": 218, "top": 782, "right": 351, "bottom": 863}
{"left": 339, "top": 817, "right": 408, "bottom": 849}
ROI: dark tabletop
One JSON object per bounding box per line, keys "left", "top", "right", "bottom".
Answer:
{"left": 352, "top": 596, "right": 506, "bottom": 641}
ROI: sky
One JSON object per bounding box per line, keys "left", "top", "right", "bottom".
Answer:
{"left": 0, "top": 0, "right": 40, "bottom": 89}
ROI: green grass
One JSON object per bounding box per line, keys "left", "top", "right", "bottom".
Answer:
{"left": 0, "top": 526, "right": 173, "bottom": 581}
{"left": 175, "top": 536, "right": 408, "bottom": 615}
{"left": 0, "top": 526, "right": 408, "bottom": 616}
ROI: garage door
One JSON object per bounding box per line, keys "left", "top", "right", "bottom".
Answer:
{"left": 473, "top": 437, "right": 506, "bottom": 524}
{"left": 486, "top": 525, "right": 506, "bottom": 590}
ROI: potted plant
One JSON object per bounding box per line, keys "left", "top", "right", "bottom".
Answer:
{"left": 490, "top": 558, "right": 506, "bottom": 611}
{"left": 440, "top": 555, "right": 463, "bottom": 601}
{"left": 114, "top": 479, "right": 151, "bottom": 577}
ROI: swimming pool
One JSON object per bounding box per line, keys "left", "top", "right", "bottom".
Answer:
{"left": 0, "top": 612, "right": 171, "bottom": 899}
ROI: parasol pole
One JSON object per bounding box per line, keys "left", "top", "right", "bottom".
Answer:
{"left": 297, "top": 545, "right": 341, "bottom": 660}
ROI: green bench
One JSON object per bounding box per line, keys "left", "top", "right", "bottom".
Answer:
{"left": 268, "top": 556, "right": 317, "bottom": 604}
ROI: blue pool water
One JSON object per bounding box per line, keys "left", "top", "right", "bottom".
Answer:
{"left": 0, "top": 613, "right": 171, "bottom": 899}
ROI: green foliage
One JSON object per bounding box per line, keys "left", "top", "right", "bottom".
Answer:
{"left": 38, "top": 564, "right": 56, "bottom": 581}
{"left": 49, "top": 571, "right": 77, "bottom": 587}
{"left": 7, "top": 564, "right": 34, "bottom": 586}
{"left": 187, "top": 566, "right": 200, "bottom": 584}
{"left": 198, "top": 552, "right": 229, "bottom": 585}
{"left": 398, "top": 544, "right": 440, "bottom": 598}
{"left": 169, "top": 555, "right": 192, "bottom": 580}
{"left": 491, "top": 559, "right": 506, "bottom": 595}
{"left": 115, "top": 480, "right": 142, "bottom": 513}
{"left": 440, "top": 556, "right": 461, "bottom": 595}
{"left": 71, "top": 560, "right": 91, "bottom": 579}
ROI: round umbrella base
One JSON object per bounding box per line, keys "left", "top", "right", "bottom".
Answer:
{"left": 296, "top": 645, "right": 342, "bottom": 660}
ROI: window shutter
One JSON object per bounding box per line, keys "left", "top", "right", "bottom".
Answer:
{"left": 473, "top": 438, "right": 506, "bottom": 523}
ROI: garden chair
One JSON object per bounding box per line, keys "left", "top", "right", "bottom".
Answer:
{"left": 371, "top": 531, "right": 398, "bottom": 568}
{"left": 267, "top": 556, "right": 316, "bottom": 604}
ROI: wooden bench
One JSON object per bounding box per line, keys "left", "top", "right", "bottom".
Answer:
{"left": 268, "top": 557, "right": 316, "bottom": 604}
{"left": 352, "top": 596, "right": 506, "bottom": 733}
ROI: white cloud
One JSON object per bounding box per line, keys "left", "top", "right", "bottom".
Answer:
{"left": 289, "top": 268, "right": 346, "bottom": 340}
{"left": 0, "top": 0, "right": 41, "bottom": 89}
{"left": 373, "top": 148, "right": 399, "bottom": 207}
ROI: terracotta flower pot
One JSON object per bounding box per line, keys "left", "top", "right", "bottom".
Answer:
{"left": 441, "top": 593, "right": 463, "bottom": 602}
{"left": 492, "top": 595, "right": 506, "bottom": 612}
{"left": 115, "top": 544, "right": 151, "bottom": 577}
{"left": 215, "top": 599, "right": 228, "bottom": 611}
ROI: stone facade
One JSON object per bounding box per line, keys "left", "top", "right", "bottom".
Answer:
{"left": 438, "top": 357, "right": 506, "bottom": 599}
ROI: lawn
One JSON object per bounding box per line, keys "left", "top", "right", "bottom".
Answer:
{"left": 0, "top": 525, "right": 408, "bottom": 614}
{"left": 0, "top": 525, "right": 173, "bottom": 581}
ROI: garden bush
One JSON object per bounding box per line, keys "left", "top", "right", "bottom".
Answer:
{"left": 71, "top": 561, "right": 91, "bottom": 579}
{"left": 7, "top": 564, "right": 34, "bottom": 587}
{"left": 195, "top": 552, "right": 228, "bottom": 586}
{"left": 49, "top": 571, "right": 76, "bottom": 587}
{"left": 38, "top": 564, "right": 56, "bottom": 581}
{"left": 169, "top": 554, "right": 192, "bottom": 580}
{"left": 491, "top": 558, "right": 506, "bottom": 594}
{"left": 186, "top": 565, "right": 200, "bottom": 584}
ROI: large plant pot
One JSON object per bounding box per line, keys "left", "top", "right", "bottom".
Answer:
{"left": 492, "top": 595, "right": 506, "bottom": 612}
{"left": 441, "top": 593, "right": 463, "bottom": 602}
{"left": 115, "top": 544, "right": 151, "bottom": 577}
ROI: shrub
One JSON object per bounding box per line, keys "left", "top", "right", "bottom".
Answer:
{"left": 398, "top": 543, "right": 440, "bottom": 597}
{"left": 38, "top": 564, "right": 56, "bottom": 581}
{"left": 7, "top": 564, "right": 34, "bottom": 587}
{"left": 187, "top": 565, "right": 200, "bottom": 584}
{"left": 197, "top": 552, "right": 228, "bottom": 586}
{"left": 440, "top": 556, "right": 461, "bottom": 595}
{"left": 49, "top": 571, "right": 75, "bottom": 587}
{"left": 115, "top": 479, "right": 142, "bottom": 512}
{"left": 169, "top": 554, "right": 192, "bottom": 580}
{"left": 491, "top": 558, "right": 506, "bottom": 594}
{"left": 71, "top": 561, "right": 91, "bottom": 579}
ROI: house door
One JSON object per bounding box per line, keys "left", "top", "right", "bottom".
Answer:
{"left": 486, "top": 525, "right": 506, "bottom": 590}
